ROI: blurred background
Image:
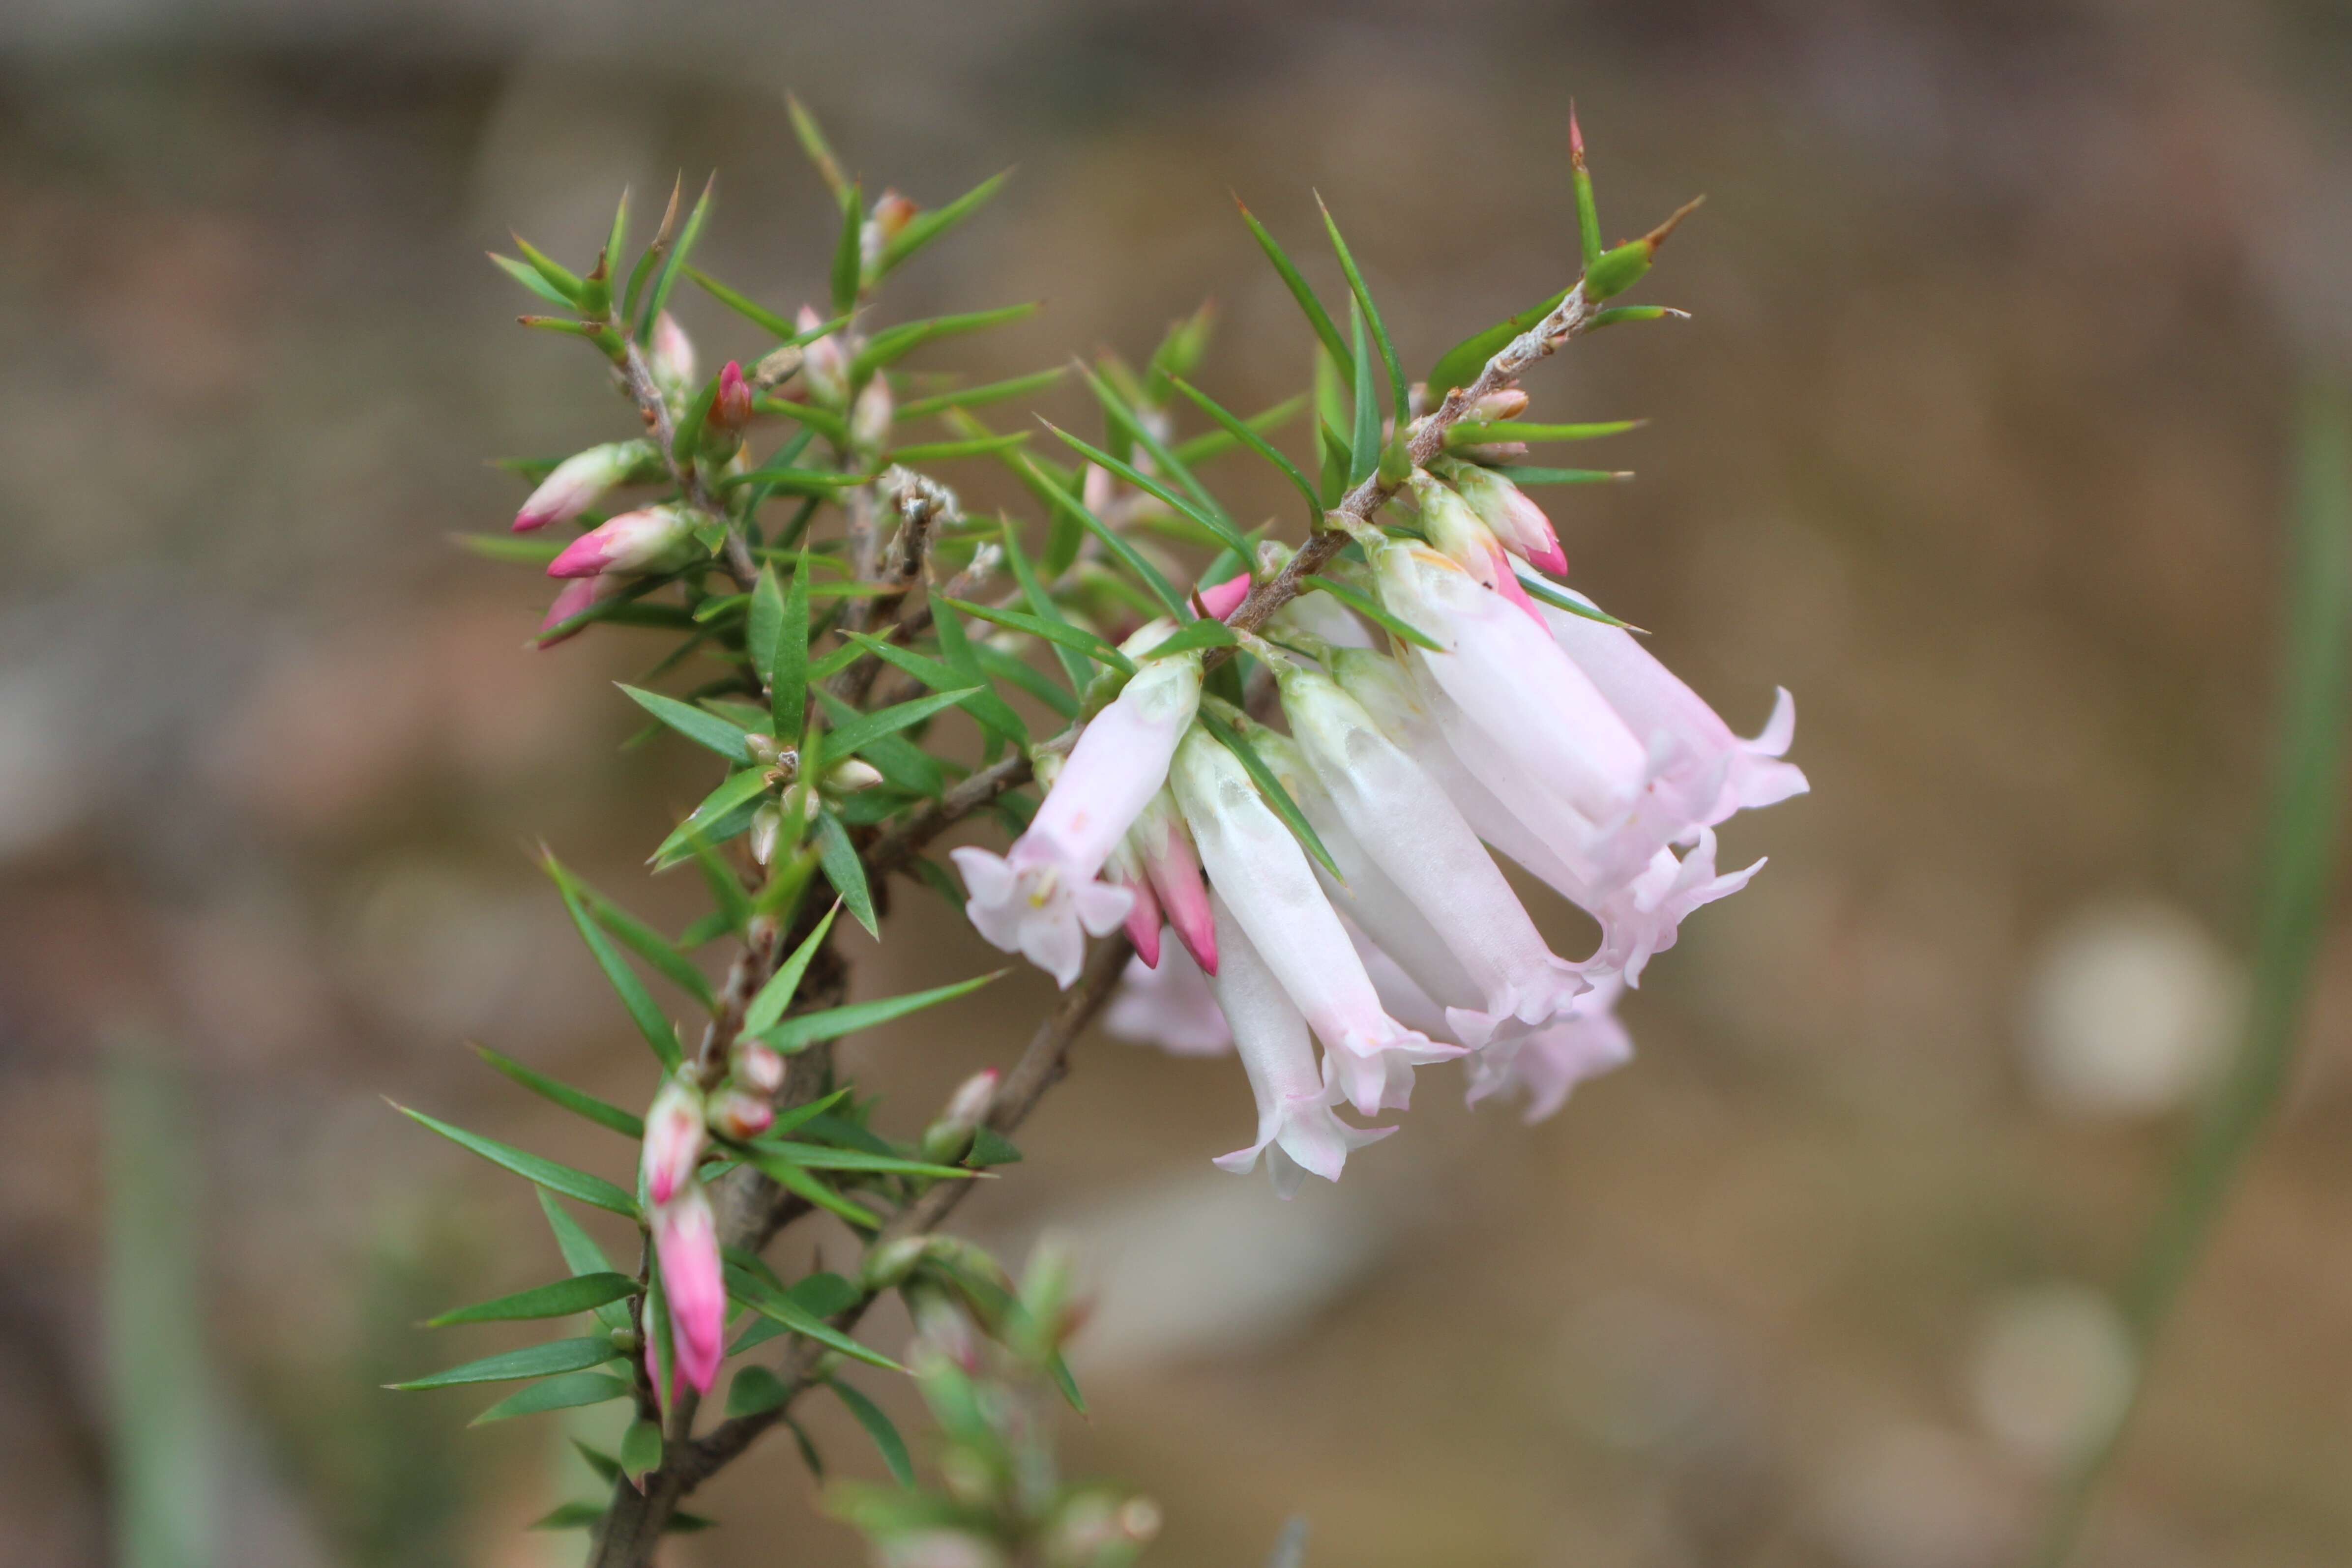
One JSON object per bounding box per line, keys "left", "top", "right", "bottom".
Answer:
{"left": 4, "top": 1, "right": 2351, "bottom": 1565}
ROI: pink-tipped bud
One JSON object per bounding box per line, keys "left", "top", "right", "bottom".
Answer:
{"left": 1443, "top": 460, "right": 1568, "bottom": 577}
{"left": 850, "top": 378, "right": 892, "bottom": 455}
{"left": 1082, "top": 463, "right": 1116, "bottom": 515}
{"left": 651, "top": 311, "right": 696, "bottom": 390}
{"left": 538, "top": 573, "right": 624, "bottom": 645}
{"left": 1117, "top": 857, "right": 1163, "bottom": 967}
{"left": 919, "top": 1068, "right": 1000, "bottom": 1164}
{"left": 735, "top": 1041, "right": 785, "bottom": 1095}
{"left": 513, "top": 440, "right": 651, "bottom": 533}
{"left": 1569, "top": 102, "right": 1587, "bottom": 163}
{"left": 652, "top": 1185, "right": 725, "bottom": 1395}
{"left": 870, "top": 189, "right": 919, "bottom": 244}
{"left": 711, "top": 360, "right": 754, "bottom": 432}
{"left": 545, "top": 505, "right": 695, "bottom": 580}
{"left": 641, "top": 1077, "right": 706, "bottom": 1208}
{"left": 1457, "top": 440, "right": 1529, "bottom": 464}
{"left": 1409, "top": 470, "right": 1544, "bottom": 626}
{"left": 1195, "top": 571, "right": 1252, "bottom": 621}
{"left": 1132, "top": 793, "right": 1216, "bottom": 975}
{"left": 1464, "top": 389, "right": 1529, "bottom": 423}
{"left": 709, "top": 1086, "right": 773, "bottom": 1141}
{"left": 796, "top": 306, "right": 848, "bottom": 406}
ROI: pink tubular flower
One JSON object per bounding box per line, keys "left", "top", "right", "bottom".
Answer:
{"left": 641, "top": 1077, "right": 705, "bottom": 1208}
{"left": 1107, "top": 837, "right": 1164, "bottom": 967}
{"left": 1531, "top": 595, "right": 1808, "bottom": 825}
{"left": 1168, "top": 726, "right": 1455, "bottom": 1117}
{"left": 1206, "top": 892, "right": 1393, "bottom": 1196}
{"left": 538, "top": 573, "right": 624, "bottom": 644}
{"left": 1195, "top": 571, "right": 1252, "bottom": 620}
{"left": 949, "top": 652, "right": 1203, "bottom": 987}
{"left": 1440, "top": 459, "right": 1568, "bottom": 577}
{"left": 1408, "top": 469, "right": 1541, "bottom": 622}
{"left": 1466, "top": 971, "right": 1633, "bottom": 1123}
{"left": 1128, "top": 788, "right": 1216, "bottom": 973}
{"left": 1276, "top": 663, "right": 1588, "bottom": 1048}
{"left": 546, "top": 505, "right": 696, "bottom": 580}
{"left": 652, "top": 1184, "right": 725, "bottom": 1395}
{"left": 1104, "top": 942, "right": 1234, "bottom": 1056}
{"left": 513, "top": 440, "right": 653, "bottom": 533}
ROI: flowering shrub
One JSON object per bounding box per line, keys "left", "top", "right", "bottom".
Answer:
{"left": 395, "top": 99, "right": 1802, "bottom": 1566}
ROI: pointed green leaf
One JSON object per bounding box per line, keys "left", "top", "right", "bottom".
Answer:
{"left": 455, "top": 532, "right": 565, "bottom": 566}
{"left": 822, "top": 687, "right": 978, "bottom": 758}
{"left": 1589, "top": 304, "right": 1686, "bottom": 330}
{"left": 726, "top": 1365, "right": 790, "bottom": 1418}
{"left": 741, "top": 901, "right": 841, "bottom": 1039}
{"left": 605, "top": 189, "right": 631, "bottom": 284}
{"left": 573, "top": 876, "right": 717, "bottom": 1009}
{"left": 1447, "top": 420, "right": 1642, "bottom": 446}
{"left": 776, "top": 560, "right": 810, "bottom": 739}
{"left": 1426, "top": 289, "right": 1569, "bottom": 401}
{"left": 1318, "top": 197, "right": 1404, "bottom": 429}
{"left": 814, "top": 811, "right": 877, "bottom": 937}
{"left": 490, "top": 252, "right": 577, "bottom": 310}
{"left": 1079, "top": 366, "right": 1235, "bottom": 536}
{"left": 721, "top": 1261, "right": 901, "bottom": 1369}
{"left": 756, "top": 970, "right": 1004, "bottom": 1053}
{"left": 749, "top": 563, "right": 787, "bottom": 693}
{"left": 680, "top": 265, "right": 796, "bottom": 339}
{"left": 827, "top": 1378, "right": 915, "bottom": 1485}
{"left": 1042, "top": 418, "right": 1249, "bottom": 561}
{"left": 1169, "top": 393, "right": 1305, "bottom": 466}
{"left": 391, "top": 1336, "right": 619, "bottom": 1392}
{"left": 853, "top": 303, "right": 1040, "bottom": 381}
{"left": 887, "top": 433, "right": 1033, "bottom": 465}
{"left": 1165, "top": 375, "right": 1322, "bottom": 526}
{"left": 747, "top": 1141, "right": 980, "bottom": 1179}
{"left": 619, "top": 1418, "right": 664, "bottom": 1485}
{"left": 472, "top": 1370, "right": 631, "bottom": 1425}
{"left": 898, "top": 367, "right": 1066, "bottom": 421}
{"left": 1346, "top": 301, "right": 1378, "bottom": 491}
{"left": 1198, "top": 710, "right": 1341, "bottom": 879}
{"left": 617, "top": 684, "right": 756, "bottom": 763}
{"left": 650, "top": 769, "right": 774, "bottom": 870}
{"left": 1511, "top": 569, "right": 1634, "bottom": 628}
{"left": 1302, "top": 574, "right": 1446, "bottom": 652}
{"left": 941, "top": 598, "right": 1133, "bottom": 674}
{"left": 965, "top": 1127, "right": 1023, "bottom": 1168}
{"left": 786, "top": 93, "right": 848, "bottom": 195}
{"left": 634, "top": 174, "right": 713, "bottom": 345}
{"left": 540, "top": 1191, "right": 634, "bottom": 1333}
{"left": 548, "top": 856, "right": 684, "bottom": 1068}
{"left": 474, "top": 1046, "right": 643, "bottom": 1138}
{"left": 1489, "top": 465, "right": 1631, "bottom": 488}
{"left": 1235, "top": 200, "right": 1351, "bottom": 376}
{"left": 1009, "top": 462, "right": 1187, "bottom": 619}
{"left": 973, "top": 643, "right": 1078, "bottom": 720}
{"left": 876, "top": 169, "right": 1012, "bottom": 279}
{"left": 429, "top": 1273, "right": 638, "bottom": 1328}
{"left": 996, "top": 518, "right": 1091, "bottom": 686}
{"left": 395, "top": 1104, "right": 639, "bottom": 1217}
{"left": 842, "top": 633, "right": 1026, "bottom": 746}
{"left": 831, "top": 181, "right": 864, "bottom": 316}
{"left": 1572, "top": 114, "right": 1602, "bottom": 270}
{"left": 670, "top": 374, "right": 720, "bottom": 464}
{"left": 529, "top": 1502, "right": 607, "bottom": 1533}
{"left": 1138, "top": 616, "right": 1236, "bottom": 659}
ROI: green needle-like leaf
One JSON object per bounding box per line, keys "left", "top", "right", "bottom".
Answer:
{"left": 428, "top": 1273, "right": 638, "bottom": 1328}
{"left": 1489, "top": 465, "right": 1632, "bottom": 488}
{"left": 828, "top": 1378, "right": 916, "bottom": 1485}
{"left": 1166, "top": 376, "right": 1323, "bottom": 526}
{"left": 1317, "top": 196, "right": 1405, "bottom": 430}
{"left": 843, "top": 633, "right": 1026, "bottom": 746}
{"left": 547, "top": 855, "right": 685, "bottom": 1068}
{"left": 1012, "top": 462, "right": 1187, "bottom": 619}
{"left": 617, "top": 685, "right": 757, "bottom": 763}
{"left": 776, "top": 559, "right": 810, "bottom": 740}
{"left": 1346, "top": 301, "right": 1379, "bottom": 491}
{"left": 1138, "top": 616, "right": 1237, "bottom": 659}
{"left": 539, "top": 1191, "right": 634, "bottom": 1333}
{"left": 876, "top": 169, "right": 1012, "bottom": 279}
{"left": 1303, "top": 574, "right": 1446, "bottom": 651}
{"left": 1511, "top": 569, "right": 1634, "bottom": 629}
{"left": 786, "top": 93, "right": 848, "bottom": 197}
{"left": 634, "top": 174, "right": 713, "bottom": 346}
{"left": 649, "top": 769, "right": 774, "bottom": 870}
{"left": 490, "top": 252, "right": 579, "bottom": 310}
{"left": 570, "top": 874, "right": 717, "bottom": 1009}
{"left": 1446, "top": 420, "right": 1644, "bottom": 445}
{"left": 741, "top": 902, "right": 843, "bottom": 1039}
{"left": 815, "top": 811, "right": 878, "bottom": 937}
{"left": 471, "top": 1370, "right": 631, "bottom": 1425}
{"left": 823, "top": 688, "right": 979, "bottom": 758}
{"left": 396, "top": 1104, "right": 638, "bottom": 1217}
{"left": 853, "top": 303, "right": 1040, "bottom": 381}
{"left": 897, "top": 366, "right": 1067, "bottom": 421}
{"left": 1426, "top": 289, "right": 1569, "bottom": 402}
{"left": 941, "top": 598, "right": 1134, "bottom": 675}
{"left": 831, "top": 181, "right": 864, "bottom": 316}
{"left": 1169, "top": 393, "right": 1305, "bottom": 466}
{"left": 887, "top": 434, "right": 1032, "bottom": 465}
{"left": 996, "top": 522, "right": 1093, "bottom": 690}
{"left": 755, "top": 970, "right": 1005, "bottom": 1053}
{"left": 1042, "top": 417, "right": 1250, "bottom": 560}
{"left": 1080, "top": 366, "right": 1235, "bottom": 535}
{"left": 683, "top": 265, "right": 797, "bottom": 339}
{"left": 1235, "top": 198, "right": 1351, "bottom": 377}
{"left": 722, "top": 1261, "right": 900, "bottom": 1370}
{"left": 620, "top": 1419, "right": 664, "bottom": 1485}
{"left": 391, "top": 1336, "right": 620, "bottom": 1392}
{"left": 474, "top": 1046, "right": 644, "bottom": 1138}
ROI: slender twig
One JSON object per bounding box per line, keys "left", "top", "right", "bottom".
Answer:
{"left": 614, "top": 335, "right": 759, "bottom": 587}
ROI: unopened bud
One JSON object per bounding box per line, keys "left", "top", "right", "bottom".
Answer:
{"left": 796, "top": 306, "right": 848, "bottom": 406}
{"left": 870, "top": 189, "right": 919, "bottom": 243}
{"left": 862, "top": 1234, "right": 932, "bottom": 1292}
{"left": 1463, "top": 388, "right": 1529, "bottom": 422}
{"left": 607, "top": 1324, "right": 642, "bottom": 1354}
{"left": 1584, "top": 196, "right": 1703, "bottom": 302}
{"left": 711, "top": 360, "right": 754, "bottom": 432}
{"left": 919, "top": 1068, "right": 999, "bottom": 1163}
{"left": 908, "top": 1285, "right": 983, "bottom": 1372}
{"left": 640, "top": 1077, "right": 706, "bottom": 1207}
{"left": 743, "top": 731, "right": 789, "bottom": 768}
{"left": 823, "top": 758, "right": 884, "bottom": 794}
{"left": 545, "top": 504, "right": 696, "bottom": 580}
{"left": 708, "top": 1086, "right": 773, "bottom": 1141}
{"left": 513, "top": 439, "right": 657, "bottom": 533}
{"left": 749, "top": 801, "right": 783, "bottom": 866}
{"left": 875, "top": 1530, "right": 1001, "bottom": 1568}
{"left": 850, "top": 376, "right": 893, "bottom": 456}
{"left": 735, "top": 1040, "right": 785, "bottom": 1095}
{"left": 651, "top": 311, "right": 697, "bottom": 390}
{"left": 1081, "top": 462, "right": 1116, "bottom": 515}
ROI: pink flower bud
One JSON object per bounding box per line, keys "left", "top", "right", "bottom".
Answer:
{"left": 1130, "top": 788, "right": 1215, "bottom": 974}
{"left": 513, "top": 441, "right": 651, "bottom": 533}
{"left": 709, "top": 1087, "right": 773, "bottom": 1141}
{"left": 652, "top": 1185, "right": 724, "bottom": 1395}
{"left": 796, "top": 306, "right": 848, "bottom": 406}
{"left": 1442, "top": 460, "right": 1568, "bottom": 577}
{"left": 735, "top": 1040, "right": 785, "bottom": 1095}
{"left": 1463, "top": 388, "right": 1529, "bottom": 422}
{"left": 651, "top": 311, "right": 696, "bottom": 390}
{"left": 1112, "top": 847, "right": 1163, "bottom": 967}
{"left": 545, "top": 505, "right": 695, "bottom": 580}
{"left": 1082, "top": 462, "right": 1117, "bottom": 515}
{"left": 640, "top": 1077, "right": 706, "bottom": 1208}
{"left": 1195, "top": 571, "right": 1252, "bottom": 621}
{"left": 538, "top": 573, "right": 624, "bottom": 645}
{"left": 942, "top": 1067, "right": 999, "bottom": 1130}
{"left": 1408, "top": 470, "right": 1542, "bottom": 624}
{"left": 870, "top": 189, "right": 919, "bottom": 243}
{"left": 850, "top": 377, "right": 892, "bottom": 454}
{"left": 711, "top": 360, "right": 754, "bottom": 432}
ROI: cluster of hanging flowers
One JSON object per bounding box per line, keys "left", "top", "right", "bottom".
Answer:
{"left": 956, "top": 437, "right": 1806, "bottom": 1197}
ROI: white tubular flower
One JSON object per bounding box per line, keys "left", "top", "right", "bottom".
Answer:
{"left": 1277, "top": 661, "right": 1589, "bottom": 1049}
{"left": 1531, "top": 594, "right": 1809, "bottom": 824}
{"left": 1465, "top": 971, "right": 1633, "bottom": 1123}
{"left": 1337, "top": 913, "right": 1455, "bottom": 1039}
{"left": 1274, "top": 586, "right": 1377, "bottom": 648}
{"left": 948, "top": 652, "right": 1203, "bottom": 988}
{"left": 1369, "top": 536, "right": 1649, "bottom": 832}
{"left": 1330, "top": 645, "right": 1759, "bottom": 984}
{"left": 1105, "top": 942, "right": 1233, "bottom": 1056}
{"left": 1206, "top": 892, "right": 1393, "bottom": 1197}
{"left": 1168, "top": 726, "right": 1454, "bottom": 1117}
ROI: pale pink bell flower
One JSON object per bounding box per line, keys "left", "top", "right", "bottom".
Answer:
{"left": 1104, "top": 942, "right": 1234, "bottom": 1056}
{"left": 1206, "top": 892, "right": 1393, "bottom": 1197}
{"left": 1466, "top": 971, "right": 1633, "bottom": 1123}
{"left": 652, "top": 1184, "right": 725, "bottom": 1395}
